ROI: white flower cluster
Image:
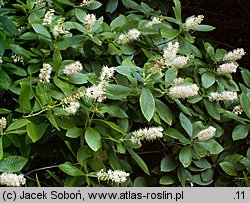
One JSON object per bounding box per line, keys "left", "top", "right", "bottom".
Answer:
{"left": 197, "top": 126, "right": 216, "bottom": 142}
{"left": 147, "top": 17, "right": 162, "bottom": 27}
{"left": 11, "top": 54, "right": 24, "bottom": 63}
{"left": 169, "top": 84, "right": 199, "bottom": 99}
{"left": 86, "top": 65, "right": 115, "bottom": 102}
{"left": 52, "top": 18, "right": 68, "bottom": 37}
{"left": 18, "top": 26, "right": 26, "bottom": 34}
{"left": 0, "top": 117, "right": 7, "bottom": 129}
{"left": 63, "top": 61, "right": 83, "bottom": 76}
{"left": 84, "top": 14, "right": 96, "bottom": 32}
{"left": 42, "top": 9, "right": 54, "bottom": 27}
{"left": 86, "top": 83, "right": 106, "bottom": 102}
{"left": 209, "top": 91, "right": 238, "bottom": 102}
{"left": 0, "top": 56, "right": 3, "bottom": 64}
{"left": 79, "top": 0, "right": 94, "bottom": 7}
{"left": 223, "top": 48, "right": 246, "bottom": 62}
{"left": 35, "top": 0, "right": 45, "bottom": 5}
{"left": 131, "top": 126, "right": 164, "bottom": 145}
{"left": 185, "top": 15, "right": 204, "bottom": 31}
{"left": 163, "top": 42, "right": 189, "bottom": 68}
{"left": 0, "top": 173, "right": 26, "bottom": 187}
{"left": 233, "top": 105, "right": 243, "bottom": 115}
{"left": 118, "top": 28, "right": 141, "bottom": 45}
{"left": 64, "top": 101, "right": 81, "bottom": 115}
{"left": 39, "top": 63, "right": 52, "bottom": 84}
{"left": 97, "top": 169, "right": 129, "bottom": 184}
{"left": 172, "top": 78, "right": 184, "bottom": 85}
{"left": 217, "top": 62, "right": 238, "bottom": 75}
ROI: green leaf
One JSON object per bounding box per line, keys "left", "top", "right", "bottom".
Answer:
{"left": 241, "top": 68, "right": 250, "bottom": 88}
{"left": 46, "top": 111, "right": 60, "bottom": 131}
{"left": 74, "top": 8, "right": 86, "bottom": 23}
{"left": 99, "top": 105, "right": 128, "bottom": 119}
{"left": 66, "top": 128, "right": 84, "bottom": 139}
{"left": 219, "top": 161, "right": 238, "bottom": 176}
{"left": 232, "top": 124, "right": 249, "bottom": 141}
{"left": 106, "top": 0, "right": 118, "bottom": 13}
{"left": 85, "top": 1, "right": 102, "bottom": 10}
{"left": 161, "top": 28, "right": 180, "bottom": 39}
{"left": 160, "top": 176, "right": 175, "bottom": 185}
{"left": 173, "top": 99, "right": 192, "bottom": 116}
{"left": 27, "top": 122, "right": 40, "bottom": 142}
{"left": 204, "top": 99, "right": 220, "bottom": 120}
{"left": 0, "top": 70, "right": 11, "bottom": 90}
{"left": 140, "top": 87, "right": 155, "bottom": 122}
{"left": 107, "top": 146, "right": 122, "bottom": 170}
{"left": 92, "top": 119, "right": 127, "bottom": 135}
{"left": 201, "top": 168, "right": 214, "bottom": 182}
{"left": 173, "top": 0, "right": 182, "bottom": 22}
{"left": 59, "top": 162, "right": 85, "bottom": 176}
{"left": 10, "top": 44, "right": 35, "bottom": 59}
{"left": 240, "top": 93, "right": 250, "bottom": 118}
{"left": 127, "top": 147, "right": 150, "bottom": 175}
{"left": 108, "top": 43, "right": 123, "bottom": 56}
{"left": 155, "top": 99, "right": 173, "bottom": 125}
{"left": 0, "top": 156, "right": 28, "bottom": 172}
{"left": 165, "top": 67, "right": 178, "bottom": 84}
{"left": 6, "top": 119, "right": 30, "bottom": 132}
{"left": 164, "top": 128, "right": 191, "bottom": 144}
{"left": 202, "top": 72, "right": 215, "bottom": 89}
{"left": 160, "top": 155, "right": 178, "bottom": 172}
{"left": 0, "top": 138, "right": 3, "bottom": 160}
{"left": 77, "top": 145, "right": 93, "bottom": 166}
{"left": 179, "top": 146, "right": 192, "bottom": 168}
{"left": 194, "top": 25, "right": 215, "bottom": 32}
{"left": 85, "top": 127, "right": 102, "bottom": 152}
{"left": 32, "top": 24, "right": 51, "bottom": 39}
{"left": 53, "top": 77, "right": 73, "bottom": 95}
{"left": 68, "top": 73, "right": 88, "bottom": 85}
{"left": 196, "top": 139, "right": 223, "bottom": 154}
{"left": 179, "top": 113, "right": 193, "bottom": 137}
{"left": 19, "top": 82, "right": 31, "bottom": 111}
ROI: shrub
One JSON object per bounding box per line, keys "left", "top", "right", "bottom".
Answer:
{"left": 0, "top": 0, "right": 249, "bottom": 187}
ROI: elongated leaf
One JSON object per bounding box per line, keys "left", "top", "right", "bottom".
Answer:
{"left": 194, "top": 25, "right": 215, "bottom": 32}
{"left": 32, "top": 24, "right": 51, "bottom": 39}
{"left": 161, "top": 28, "right": 180, "bottom": 39}
{"left": 240, "top": 93, "right": 250, "bottom": 118}
{"left": 179, "top": 113, "right": 193, "bottom": 138}
{"left": 0, "top": 156, "right": 28, "bottom": 172}
{"left": 66, "top": 128, "right": 84, "bottom": 139}
{"left": 27, "top": 122, "right": 40, "bottom": 142}
{"left": 202, "top": 72, "right": 215, "bottom": 88}
{"left": 6, "top": 119, "right": 30, "bottom": 132}
{"left": 127, "top": 147, "right": 150, "bottom": 175}
{"left": 204, "top": 99, "right": 220, "bottom": 120}
{"left": 85, "top": 127, "right": 102, "bottom": 152}
{"left": 155, "top": 99, "right": 173, "bottom": 125}
{"left": 92, "top": 119, "right": 127, "bottom": 135}
{"left": 0, "top": 70, "right": 11, "bottom": 90}
{"left": 232, "top": 124, "right": 249, "bottom": 141}
{"left": 219, "top": 161, "right": 238, "bottom": 176}
{"left": 46, "top": 111, "right": 60, "bottom": 131}
{"left": 160, "top": 176, "right": 175, "bottom": 185}
{"left": 0, "top": 138, "right": 3, "bottom": 160}
{"left": 164, "top": 128, "right": 191, "bottom": 144}
{"left": 140, "top": 87, "right": 155, "bottom": 122}
{"left": 179, "top": 146, "right": 192, "bottom": 168}
{"left": 19, "top": 82, "right": 31, "bottom": 111}
{"left": 196, "top": 139, "right": 223, "bottom": 154}
{"left": 161, "top": 155, "right": 178, "bottom": 172}
{"left": 59, "top": 162, "right": 85, "bottom": 176}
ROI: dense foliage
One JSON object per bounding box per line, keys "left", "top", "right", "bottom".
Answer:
{"left": 0, "top": 0, "right": 249, "bottom": 187}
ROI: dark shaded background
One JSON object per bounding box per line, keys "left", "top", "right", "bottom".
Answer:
{"left": 182, "top": 0, "right": 250, "bottom": 67}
